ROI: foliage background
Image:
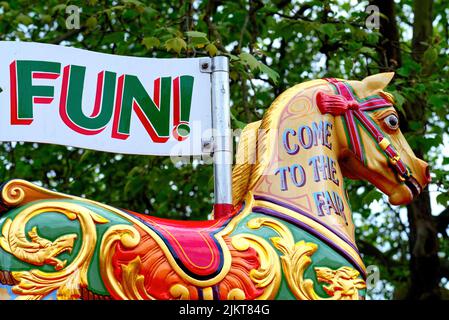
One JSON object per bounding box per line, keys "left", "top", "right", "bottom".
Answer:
{"left": 0, "top": 0, "right": 447, "bottom": 299}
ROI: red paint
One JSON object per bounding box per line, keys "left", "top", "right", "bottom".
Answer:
{"left": 111, "top": 75, "right": 128, "bottom": 140}
{"left": 10, "top": 61, "right": 32, "bottom": 125}
{"left": 33, "top": 97, "right": 54, "bottom": 104}
{"left": 173, "top": 76, "right": 180, "bottom": 128}
{"left": 214, "top": 203, "right": 234, "bottom": 219}
{"left": 32, "top": 72, "right": 60, "bottom": 80}
{"left": 128, "top": 211, "right": 230, "bottom": 278}
{"left": 132, "top": 101, "right": 169, "bottom": 143}
{"left": 153, "top": 78, "right": 160, "bottom": 108}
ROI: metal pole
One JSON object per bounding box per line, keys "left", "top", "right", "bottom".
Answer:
{"left": 211, "top": 56, "right": 233, "bottom": 219}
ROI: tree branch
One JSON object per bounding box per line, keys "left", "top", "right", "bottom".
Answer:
{"left": 50, "top": 27, "right": 85, "bottom": 45}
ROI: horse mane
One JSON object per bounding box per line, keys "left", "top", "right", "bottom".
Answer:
{"left": 231, "top": 79, "right": 327, "bottom": 206}
{"left": 231, "top": 120, "right": 261, "bottom": 206}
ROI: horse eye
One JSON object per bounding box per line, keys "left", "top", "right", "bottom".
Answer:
{"left": 384, "top": 114, "right": 399, "bottom": 130}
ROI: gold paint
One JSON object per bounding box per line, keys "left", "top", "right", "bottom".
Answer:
{"left": 1, "top": 222, "right": 76, "bottom": 270}
{"left": 315, "top": 266, "right": 366, "bottom": 300}
{"left": 99, "top": 224, "right": 147, "bottom": 300}
{"left": 248, "top": 80, "right": 327, "bottom": 191}
{"left": 202, "top": 287, "right": 214, "bottom": 300}
{"left": 231, "top": 120, "right": 262, "bottom": 207}
{"left": 1, "top": 180, "right": 70, "bottom": 207}
{"left": 378, "top": 138, "right": 391, "bottom": 151}
{"left": 100, "top": 226, "right": 193, "bottom": 300}
{"left": 120, "top": 256, "right": 155, "bottom": 300}
{"left": 227, "top": 288, "right": 245, "bottom": 300}
{"left": 231, "top": 233, "right": 281, "bottom": 300}
{"left": 169, "top": 284, "right": 190, "bottom": 300}
{"left": 390, "top": 154, "right": 401, "bottom": 166}
{"left": 253, "top": 199, "right": 366, "bottom": 273}
{"left": 0, "top": 201, "right": 108, "bottom": 300}
{"left": 379, "top": 90, "right": 395, "bottom": 104}
{"left": 247, "top": 217, "right": 366, "bottom": 300}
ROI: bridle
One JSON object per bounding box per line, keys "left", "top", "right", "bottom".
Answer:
{"left": 316, "top": 78, "right": 413, "bottom": 185}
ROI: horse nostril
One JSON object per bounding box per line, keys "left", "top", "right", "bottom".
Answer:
{"left": 425, "top": 165, "right": 431, "bottom": 183}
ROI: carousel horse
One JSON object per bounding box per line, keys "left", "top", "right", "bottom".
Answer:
{"left": 0, "top": 73, "right": 430, "bottom": 300}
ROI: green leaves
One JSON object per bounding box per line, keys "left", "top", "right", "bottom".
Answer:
{"left": 239, "top": 52, "right": 259, "bottom": 70}
{"left": 0, "top": 3, "right": 447, "bottom": 299}
{"left": 85, "top": 16, "right": 98, "bottom": 30}
{"left": 318, "top": 23, "right": 337, "bottom": 37}
{"left": 185, "top": 31, "right": 207, "bottom": 38}
{"left": 205, "top": 43, "right": 218, "bottom": 57}
{"left": 362, "top": 189, "right": 383, "bottom": 206}
{"left": 15, "top": 13, "right": 32, "bottom": 26}
{"left": 142, "top": 37, "right": 160, "bottom": 50}
{"left": 164, "top": 37, "right": 187, "bottom": 54}
{"left": 390, "top": 90, "right": 406, "bottom": 115}
{"left": 436, "top": 193, "right": 449, "bottom": 206}
{"left": 239, "top": 52, "right": 279, "bottom": 83}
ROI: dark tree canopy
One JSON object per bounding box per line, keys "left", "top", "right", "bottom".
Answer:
{"left": 0, "top": 0, "right": 447, "bottom": 299}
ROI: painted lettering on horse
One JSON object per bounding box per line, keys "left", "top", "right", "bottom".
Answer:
{"left": 282, "top": 120, "right": 333, "bottom": 154}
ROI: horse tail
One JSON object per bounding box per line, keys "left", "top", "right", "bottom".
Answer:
{"left": 232, "top": 120, "right": 261, "bottom": 206}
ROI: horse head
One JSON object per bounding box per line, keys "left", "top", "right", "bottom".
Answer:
{"left": 316, "top": 73, "right": 430, "bottom": 205}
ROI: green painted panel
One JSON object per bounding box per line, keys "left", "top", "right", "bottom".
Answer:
{"left": 230, "top": 212, "right": 364, "bottom": 300}
{"left": 0, "top": 199, "right": 134, "bottom": 295}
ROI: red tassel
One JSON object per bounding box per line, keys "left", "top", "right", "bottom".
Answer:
{"left": 316, "top": 91, "right": 359, "bottom": 115}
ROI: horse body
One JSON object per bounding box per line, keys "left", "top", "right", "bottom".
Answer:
{"left": 0, "top": 74, "right": 430, "bottom": 300}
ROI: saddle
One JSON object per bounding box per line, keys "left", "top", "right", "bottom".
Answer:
{"left": 120, "top": 209, "right": 237, "bottom": 280}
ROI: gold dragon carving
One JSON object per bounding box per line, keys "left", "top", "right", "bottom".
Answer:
{"left": 0, "top": 199, "right": 108, "bottom": 300}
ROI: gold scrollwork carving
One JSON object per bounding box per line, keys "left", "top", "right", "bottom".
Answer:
{"left": 230, "top": 233, "right": 281, "bottom": 300}
{"left": 169, "top": 284, "right": 190, "bottom": 300}
{"left": 0, "top": 201, "right": 109, "bottom": 300}
{"left": 99, "top": 224, "right": 158, "bottom": 300}
{"left": 247, "top": 217, "right": 366, "bottom": 300}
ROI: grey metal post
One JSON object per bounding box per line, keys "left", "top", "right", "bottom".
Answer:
{"left": 211, "top": 56, "right": 233, "bottom": 218}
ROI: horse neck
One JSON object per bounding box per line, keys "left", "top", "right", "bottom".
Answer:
{"left": 250, "top": 96, "right": 356, "bottom": 243}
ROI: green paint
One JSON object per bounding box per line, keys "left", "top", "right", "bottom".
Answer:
{"left": 354, "top": 117, "right": 368, "bottom": 166}
{"left": 118, "top": 75, "right": 171, "bottom": 138}
{"left": 16, "top": 60, "right": 61, "bottom": 120}
{"left": 65, "top": 66, "right": 116, "bottom": 130}
{"left": 179, "top": 75, "right": 194, "bottom": 124}
{"left": 0, "top": 199, "right": 133, "bottom": 296}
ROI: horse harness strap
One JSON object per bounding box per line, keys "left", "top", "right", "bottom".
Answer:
{"left": 317, "top": 78, "right": 411, "bottom": 182}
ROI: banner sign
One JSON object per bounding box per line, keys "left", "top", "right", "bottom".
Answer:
{"left": 0, "top": 41, "right": 212, "bottom": 155}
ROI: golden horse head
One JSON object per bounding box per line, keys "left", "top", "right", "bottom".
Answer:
{"left": 232, "top": 73, "right": 430, "bottom": 208}
{"left": 320, "top": 73, "right": 430, "bottom": 205}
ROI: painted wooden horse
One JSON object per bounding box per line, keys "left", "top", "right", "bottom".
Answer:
{"left": 0, "top": 73, "right": 430, "bottom": 300}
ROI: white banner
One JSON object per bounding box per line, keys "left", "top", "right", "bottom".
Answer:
{"left": 0, "top": 41, "right": 212, "bottom": 155}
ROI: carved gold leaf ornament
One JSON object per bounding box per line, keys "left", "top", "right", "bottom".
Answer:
{"left": 0, "top": 201, "right": 109, "bottom": 300}
{"left": 169, "top": 283, "right": 191, "bottom": 300}
{"left": 99, "top": 224, "right": 158, "bottom": 300}
{"left": 231, "top": 234, "right": 281, "bottom": 299}
{"left": 246, "top": 217, "right": 366, "bottom": 300}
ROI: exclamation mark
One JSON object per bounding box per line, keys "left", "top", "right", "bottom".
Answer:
{"left": 173, "top": 75, "right": 194, "bottom": 141}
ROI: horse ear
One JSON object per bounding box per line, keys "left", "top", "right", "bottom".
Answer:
{"left": 361, "top": 72, "right": 395, "bottom": 92}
